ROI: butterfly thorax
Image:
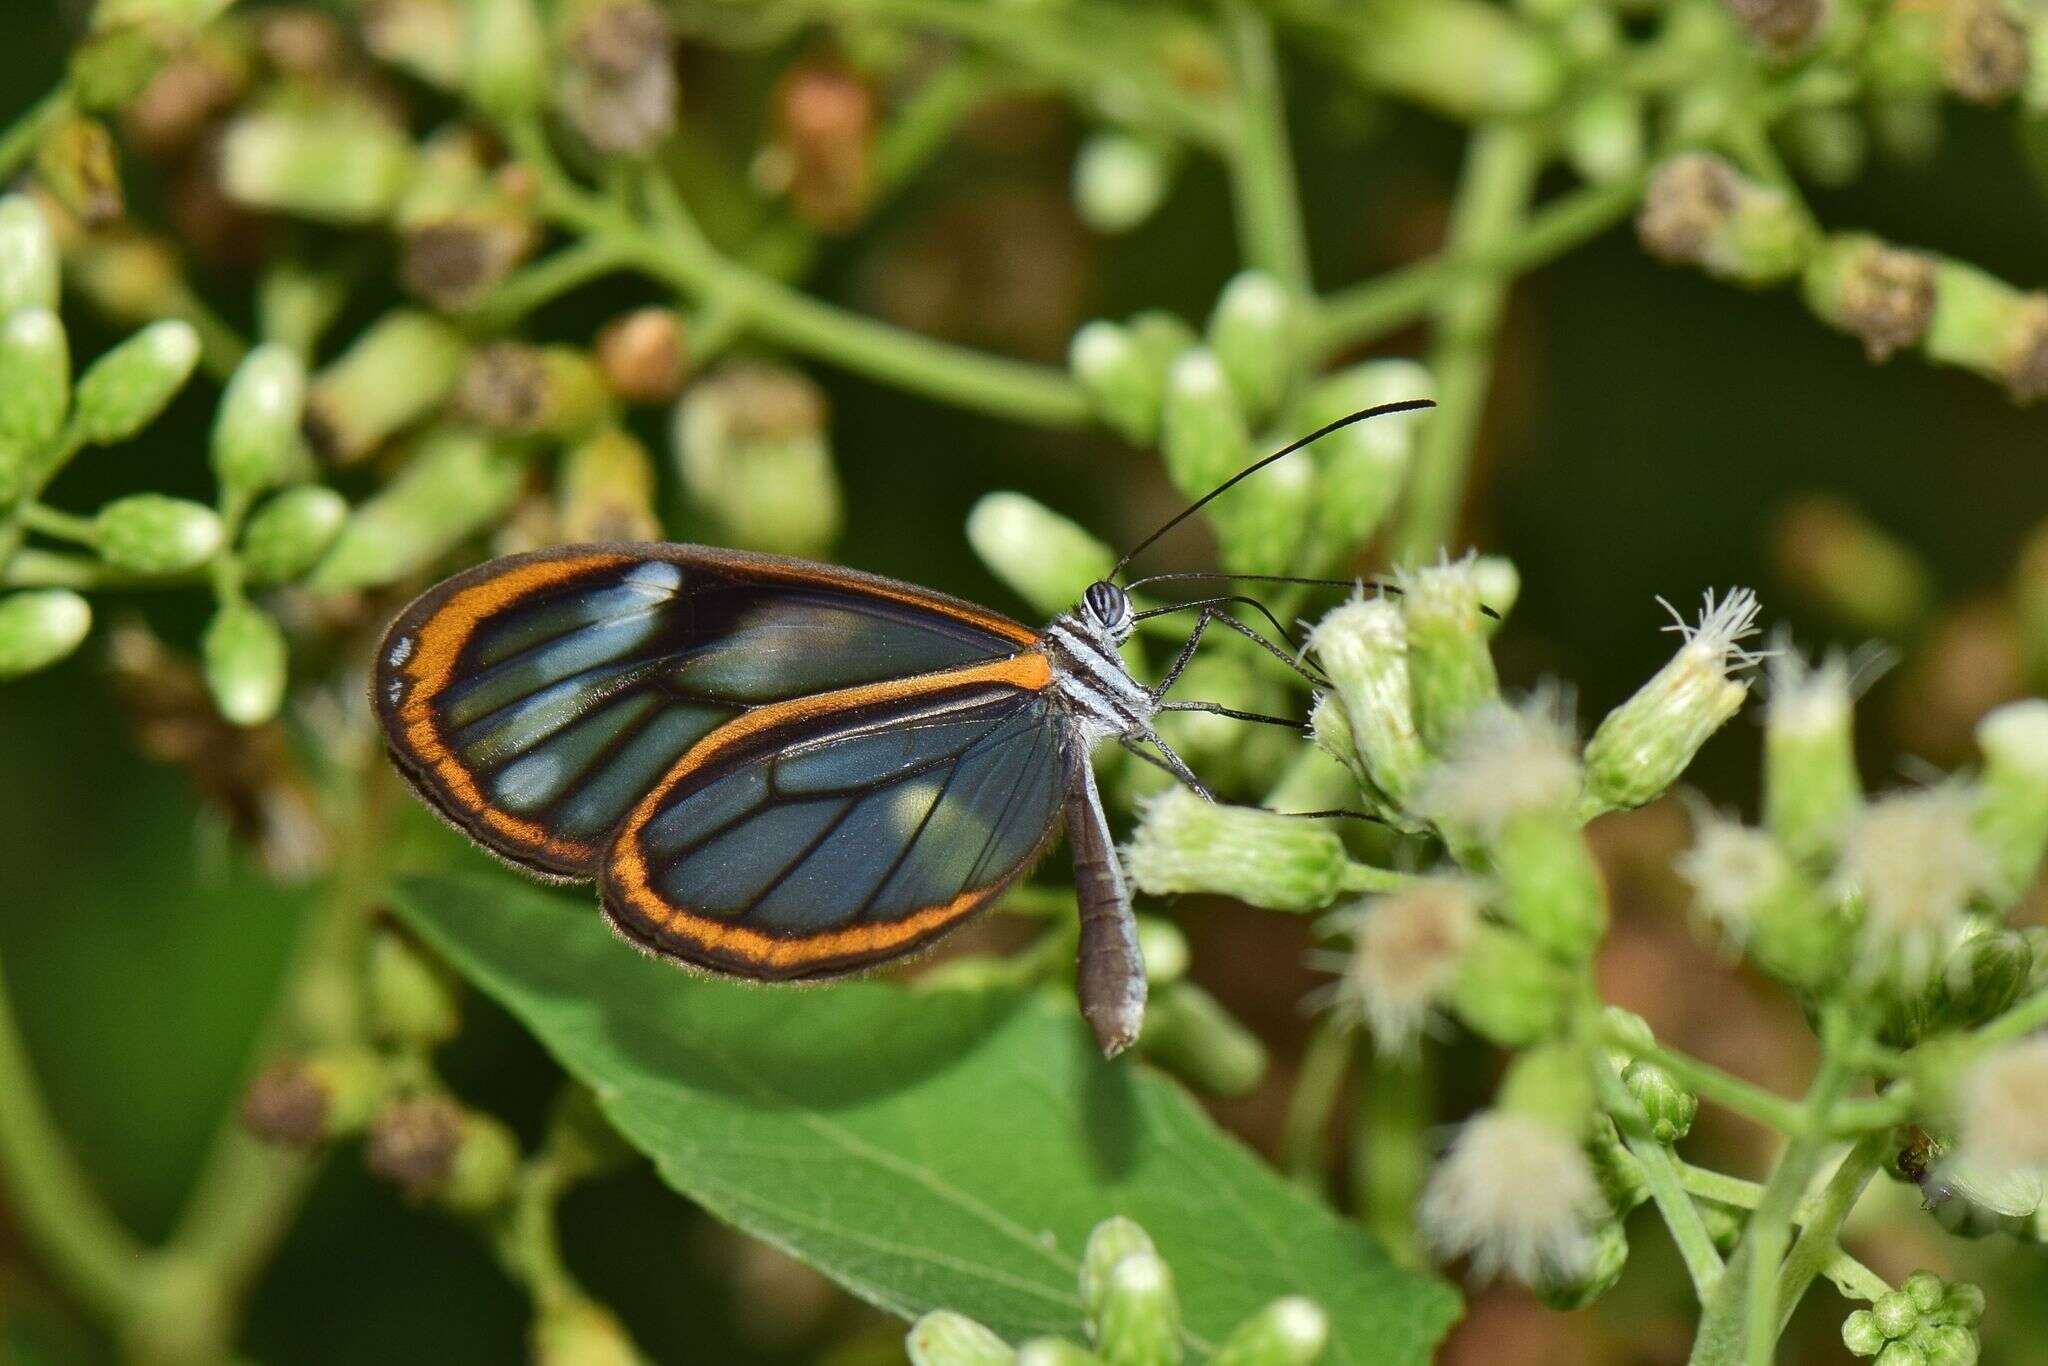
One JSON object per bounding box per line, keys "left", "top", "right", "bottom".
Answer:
{"left": 1040, "top": 608, "right": 1157, "bottom": 747}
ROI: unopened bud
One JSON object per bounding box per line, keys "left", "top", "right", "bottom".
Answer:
{"left": 1763, "top": 647, "right": 1865, "bottom": 864}
{"left": 1015, "top": 1342, "right": 1102, "bottom": 1366}
{"left": 1491, "top": 811, "right": 1607, "bottom": 962}
{"left": 967, "top": 493, "right": 1115, "bottom": 620}
{"left": 1089, "top": 1248, "right": 1180, "bottom": 1366}
{"left": 559, "top": 427, "right": 661, "bottom": 544}
{"left": 596, "top": 307, "right": 687, "bottom": 404}
{"left": 367, "top": 1095, "right": 518, "bottom": 1211}
{"left": 241, "top": 1047, "right": 384, "bottom": 1147}
{"left": 1206, "top": 271, "right": 1295, "bottom": 423}
{"left": 1782, "top": 106, "right": 1868, "bottom": 188}
{"left": 1563, "top": 88, "right": 1644, "bottom": 185}
{"left": 1445, "top": 923, "right": 1570, "bottom": 1047}
{"left": 74, "top": 319, "right": 199, "bottom": 445}
{"left": 1296, "top": 360, "right": 1431, "bottom": 565}
{"left": 674, "top": 363, "right": 841, "bottom": 556}
{"left": 201, "top": 601, "right": 286, "bottom": 725}
{"left": 211, "top": 343, "right": 307, "bottom": 498}
{"left": 0, "top": 590, "right": 91, "bottom": 678}
{"left": 240, "top": 485, "right": 348, "bottom": 585}
{"left": 34, "top": 115, "right": 124, "bottom": 228}
{"left": 1973, "top": 699, "right": 2048, "bottom": 893}
{"left": 1944, "top": 0, "right": 2027, "bottom": 104}
{"left": 1070, "top": 322, "right": 1161, "bottom": 445}
{"left": 1397, "top": 558, "right": 1499, "bottom": 753}
{"left": 556, "top": 0, "right": 678, "bottom": 157}
{"left": 1638, "top": 154, "right": 1815, "bottom": 287}
{"left": 1161, "top": 348, "right": 1251, "bottom": 497}
{"left": 1352, "top": 0, "right": 1564, "bottom": 118}
{"left": 907, "top": 1311, "right": 1016, "bottom": 1366}
{"left": 1078, "top": 1218, "right": 1155, "bottom": 1324}
{"left": 1923, "top": 261, "right": 2048, "bottom": 404}
{"left": 1139, "top": 981, "right": 1267, "bottom": 1097}
{"left": 0, "top": 194, "right": 61, "bottom": 314}
{"left": 95, "top": 493, "right": 222, "bottom": 574}
{"left": 365, "top": 0, "right": 464, "bottom": 88}
{"left": 1843, "top": 1307, "right": 1887, "bottom": 1356}
{"left": 1939, "top": 929, "right": 2032, "bottom": 1030}
{"left": 1584, "top": 1113, "right": 1648, "bottom": 1213}
{"left": 1125, "top": 789, "right": 1349, "bottom": 912}
{"left": 304, "top": 311, "right": 470, "bottom": 464}
{"left": 457, "top": 342, "right": 607, "bottom": 437}
{"left": 463, "top": 0, "right": 546, "bottom": 123}
{"left": 1209, "top": 1297, "right": 1327, "bottom": 1366}
{"left": 1622, "top": 1061, "right": 1696, "bottom": 1143}
{"left": 221, "top": 104, "right": 415, "bottom": 224}
{"left": 308, "top": 428, "right": 526, "bottom": 589}
{"left": 368, "top": 928, "right": 462, "bottom": 1047}
{"left": 0, "top": 309, "right": 70, "bottom": 453}
{"left": 1803, "top": 235, "right": 1938, "bottom": 363}
{"left": 1073, "top": 131, "right": 1170, "bottom": 235}
{"left": 1773, "top": 496, "right": 1933, "bottom": 636}
{"left": 1582, "top": 590, "right": 1761, "bottom": 813}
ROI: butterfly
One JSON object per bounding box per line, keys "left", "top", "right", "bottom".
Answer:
{"left": 373, "top": 401, "right": 1431, "bottom": 1055}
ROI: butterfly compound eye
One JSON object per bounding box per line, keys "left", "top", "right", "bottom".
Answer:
{"left": 1083, "top": 581, "right": 1131, "bottom": 639}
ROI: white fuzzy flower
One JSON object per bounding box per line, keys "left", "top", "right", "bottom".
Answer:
{"left": 1954, "top": 1037, "right": 2048, "bottom": 1183}
{"left": 1414, "top": 692, "right": 1581, "bottom": 838}
{"left": 1836, "top": 785, "right": 2000, "bottom": 988}
{"left": 1764, "top": 644, "right": 1857, "bottom": 739}
{"left": 1659, "top": 587, "right": 1770, "bottom": 673}
{"left": 1673, "top": 803, "right": 1789, "bottom": 947}
{"left": 1321, "top": 879, "right": 1481, "bottom": 1053}
{"left": 1419, "top": 1110, "right": 1603, "bottom": 1287}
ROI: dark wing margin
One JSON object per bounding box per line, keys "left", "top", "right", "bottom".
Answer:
{"left": 600, "top": 654, "right": 1070, "bottom": 979}
{"left": 373, "top": 543, "right": 1039, "bottom": 879}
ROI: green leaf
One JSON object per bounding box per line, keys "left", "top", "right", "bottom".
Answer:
{"left": 390, "top": 872, "right": 1460, "bottom": 1363}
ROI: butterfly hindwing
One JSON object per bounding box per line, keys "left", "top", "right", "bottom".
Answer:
{"left": 374, "top": 544, "right": 1042, "bottom": 880}
{"left": 601, "top": 655, "right": 1071, "bottom": 979}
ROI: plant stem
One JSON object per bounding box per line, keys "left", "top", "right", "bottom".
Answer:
{"left": 1353, "top": 1045, "right": 1426, "bottom": 1266}
{"left": 1393, "top": 122, "right": 1543, "bottom": 562}
{"left": 1773, "top": 1131, "right": 1890, "bottom": 1329}
{"left": 1592, "top": 1024, "right": 1724, "bottom": 1295}
{"left": 1338, "top": 861, "right": 1420, "bottom": 893}
{"left": 1602, "top": 1022, "right": 1807, "bottom": 1135}
{"left": 473, "top": 237, "right": 630, "bottom": 330}
{"left": 18, "top": 502, "right": 97, "bottom": 543}
{"left": 1219, "top": 0, "right": 1311, "bottom": 297}
{"left": 0, "top": 82, "right": 73, "bottom": 183}
{"left": 1281, "top": 1017, "right": 1352, "bottom": 1183}
{"left": 1968, "top": 988, "right": 2048, "bottom": 1051}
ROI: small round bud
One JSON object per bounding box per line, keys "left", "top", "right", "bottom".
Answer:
{"left": 1939, "top": 1282, "right": 1985, "bottom": 1328}
{"left": 1445, "top": 924, "right": 1570, "bottom": 1047}
{"left": 1125, "top": 789, "right": 1350, "bottom": 912}
{"left": 1902, "top": 1270, "right": 1946, "bottom": 1315}
{"left": 73, "top": 320, "right": 200, "bottom": 446}
{"left": 211, "top": 343, "right": 307, "bottom": 498}
{"left": 304, "top": 311, "right": 471, "bottom": 465}
{"left": 596, "top": 307, "right": 687, "bottom": 404}
{"left": 1072, "top": 132, "right": 1170, "bottom": 236}
{"left": 220, "top": 105, "right": 416, "bottom": 224}
{"left": 463, "top": 0, "right": 547, "bottom": 123}
{"left": 1070, "top": 321, "right": 1163, "bottom": 445}
{"left": 1209, "top": 1297, "right": 1326, "bottom": 1366}
{"left": 307, "top": 428, "right": 526, "bottom": 590}
{"left": 1161, "top": 348, "right": 1251, "bottom": 498}
{"left": 1584, "top": 1113, "right": 1648, "bottom": 1213}
{"left": 531, "top": 1298, "right": 643, "bottom": 1366}
{"left": 240, "top": 486, "right": 349, "bottom": 585}
{"left": 0, "top": 308, "right": 71, "bottom": 452}
{"left": 1563, "top": 88, "right": 1644, "bottom": 185}
{"left": 1939, "top": 929, "right": 2031, "bottom": 1029}
{"left": 1295, "top": 360, "right": 1431, "bottom": 565}
{"left": 1206, "top": 271, "right": 1295, "bottom": 423}
{"left": 1078, "top": 1218, "right": 1156, "bottom": 1323}
{"left": 0, "top": 193, "right": 61, "bottom": 314}
{"left": 966, "top": 493, "right": 1115, "bottom": 621}
{"left": 1134, "top": 916, "right": 1189, "bottom": 987}
{"left": 94, "top": 494, "right": 223, "bottom": 574}
{"left": 1873, "top": 1290, "right": 1920, "bottom": 1340}
{"left": 1622, "top": 1060, "right": 1697, "bottom": 1143}
{"left": 1308, "top": 596, "right": 1428, "bottom": 813}
{"left": 906, "top": 1310, "right": 1015, "bottom": 1366}
{"left": 241, "top": 1048, "right": 385, "bottom": 1147}
{"left": 1844, "top": 1308, "right": 1887, "bottom": 1356}
{"left": 1638, "top": 155, "right": 1815, "bottom": 287}
{"left": 1090, "top": 1249, "right": 1181, "bottom": 1366}
{"left": 0, "top": 590, "right": 91, "bottom": 679}
{"left": 1914, "top": 1324, "right": 1979, "bottom": 1366}
{"left": 1139, "top": 981, "right": 1266, "bottom": 1097}
{"left": 202, "top": 601, "right": 286, "bottom": 726}
{"left": 1352, "top": 0, "right": 1563, "bottom": 117}
{"left": 368, "top": 928, "right": 461, "bottom": 1047}
{"left": 1397, "top": 557, "right": 1501, "bottom": 754}
{"left": 556, "top": 0, "right": 678, "bottom": 157}
{"left": 1803, "top": 235, "right": 1938, "bottom": 363}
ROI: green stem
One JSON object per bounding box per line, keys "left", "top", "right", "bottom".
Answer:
{"left": 472, "top": 237, "right": 630, "bottom": 330}
{"left": 1393, "top": 123, "right": 1543, "bottom": 562}
{"left": 1968, "top": 987, "right": 2048, "bottom": 1051}
{"left": 1338, "top": 861, "right": 1420, "bottom": 893}
{"left": 0, "top": 82, "right": 73, "bottom": 183}
{"left": 1220, "top": 0, "right": 1312, "bottom": 297}
{"left": 1281, "top": 1017, "right": 1352, "bottom": 1183}
{"left": 1353, "top": 1045, "right": 1426, "bottom": 1266}
{"left": 1602, "top": 1022, "right": 1807, "bottom": 1135}
{"left": 1773, "top": 1130, "right": 1890, "bottom": 1329}
{"left": 18, "top": 502, "right": 96, "bottom": 544}
{"left": 1592, "top": 1023, "right": 1724, "bottom": 1295}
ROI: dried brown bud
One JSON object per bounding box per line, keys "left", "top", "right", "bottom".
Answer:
{"left": 1723, "top": 0, "right": 1827, "bottom": 55}
{"left": 560, "top": 428, "right": 662, "bottom": 543}
{"left": 124, "top": 41, "right": 249, "bottom": 156}
{"left": 770, "top": 61, "right": 876, "bottom": 232}
{"left": 401, "top": 217, "right": 534, "bottom": 311}
{"left": 36, "top": 116, "right": 125, "bottom": 228}
{"left": 596, "top": 306, "right": 687, "bottom": 403}
{"left": 242, "top": 1059, "right": 330, "bottom": 1147}
{"left": 457, "top": 342, "right": 607, "bottom": 435}
{"left": 1943, "top": 0, "right": 2028, "bottom": 104}
{"left": 366, "top": 1095, "right": 465, "bottom": 1198}
{"left": 1637, "top": 154, "right": 1740, "bottom": 266}
{"left": 2000, "top": 294, "right": 2048, "bottom": 403}
{"left": 558, "top": 0, "right": 678, "bottom": 156}
{"left": 692, "top": 363, "right": 827, "bottom": 444}
{"left": 256, "top": 8, "right": 351, "bottom": 81}
{"left": 1808, "top": 236, "right": 1937, "bottom": 362}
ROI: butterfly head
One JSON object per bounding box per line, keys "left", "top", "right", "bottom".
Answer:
{"left": 1082, "top": 580, "right": 1133, "bottom": 644}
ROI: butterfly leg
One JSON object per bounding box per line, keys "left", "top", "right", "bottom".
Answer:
{"left": 1119, "top": 733, "right": 1213, "bottom": 801}
{"left": 1151, "top": 605, "right": 1325, "bottom": 700}
{"left": 1065, "top": 753, "right": 1146, "bottom": 1056}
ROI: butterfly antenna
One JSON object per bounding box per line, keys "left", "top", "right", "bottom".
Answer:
{"left": 1109, "top": 399, "right": 1436, "bottom": 579}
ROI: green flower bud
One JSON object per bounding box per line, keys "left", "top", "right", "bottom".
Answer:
{"left": 308, "top": 428, "right": 525, "bottom": 590}
{"left": 241, "top": 1047, "right": 387, "bottom": 1147}
{"left": 34, "top": 115, "right": 124, "bottom": 228}
{"left": 366, "top": 1095, "right": 518, "bottom": 1211}
{"left": 1923, "top": 261, "right": 2048, "bottom": 404}
{"left": 1139, "top": 981, "right": 1266, "bottom": 1097}
{"left": 1491, "top": 811, "right": 1607, "bottom": 963}
{"left": 1844, "top": 1308, "right": 1887, "bottom": 1357}
{"left": 907, "top": 1311, "right": 1016, "bottom": 1366}
{"left": 1499, "top": 1040, "right": 1596, "bottom": 1137}
{"left": 1208, "top": 1297, "right": 1327, "bottom": 1366}
{"left": 1584, "top": 1113, "right": 1648, "bottom": 1213}
{"left": 463, "top": 0, "right": 547, "bottom": 122}
{"left": 1782, "top": 106, "right": 1868, "bottom": 188}
{"left": 94, "top": 493, "right": 222, "bottom": 574}
{"left": 73, "top": 319, "right": 200, "bottom": 446}
{"left": 967, "top": 493, "right": 1115, "bottom": 620}
{"left": 1206, "top": 271, "right": 1295, "bottom": 423}
{"left": 368, "top": 928, "right": 462, "bottom": 1047}
{"left": 1775, "top": 496, "right": 1934, "bottom": 637}
{"left": 1397, "top": 559, "right": 1499, "bottom": 754}
{"left": 1563, "top": 88, "right": 1644, "bottom": 186}
{"left": 1939, "top": 929, "right": 2032, "bottom": 1029}
{"left": 240, "top": 486, "right": 348, "bottom": 586}
{"left": 531, "top": 1299, "right": 642, "bottom": 1366}
{"left": 0, "top": 192, "right": 61, "bottom": 314}
{"left": 1445, "top": 923, "right": 1570, "bottom": 1047}
{"left": 1161, "top": 348, "right": 1251, "bottom": 498}
{"left": 1015, "top": 1342, "right": 1102, "bottom": 1366}
{"left": 0, "top": 590, "right": 91, "bottom": 678}
{"left": 221, "top": 104, "right": 416, "bottom": 224}
{"left": 1621, "top": 1060, "right": 1696, "bottom": 1143}
{"left": 1214, "top": 451, "right": 1313, "bottom": 577}
{"left": 0, "top": 308, "right": 70, "bottom": 454}
{"left": 210, "top": 343, "right": 307, "bottom": 499}
{"left": 1938, "top": 1282, "right": 1984, "bottom": 1328}
{"left": 1296, "top": 360, "right": 1430, "bottom": 566}
{"left": 1471, "top": 556, "right": 1519, "bottom": 625}
{"left": 201, "top": 601, "right": 286, "bottom": 726}
{"left": 1872, "top": 1290, "right": 1920, "bottom": 1340}
{"left": 1582, "top": 590, "right": 1761, "bottom": 814}
{"left": 1135, "top": 916, "right": 1189, "bottom": 988}
{"left": 1125, "top": 789, "right": 1350, "bottom": 912}
{"left": 1601, "top": 1005, "right": 1656, "bottom": 1061}
{"left": 1763, "top": 648, "right": 1864, "bottom": 865}
{"left": 1078, "top": 1218, "right": 1155, "bottom": 1324}
{"left": 674, "top": 363, "right": 841, "bottom": 557}
{"left": 1534, "top": 1217, "right": 1626, "bottom": 1311}
{"left": 1071, "top": 322, "right": 1162, "bottom": 445}
{"left": 365, "top": 0, "right": 465, "bottom": 89}
{"left": 1901, "top": 1270, "right": 1945, "bottom": 1315}
{"left": 457, "top": 342, "right": 608, "bottom": 438}
{"left": 1348, "top": 0, "right": 1564, "bottom": 119}
{"left": 304, "top": 311, "right": 471, "bottom": 464}
{"left": 559, "top": 428, "right": 662, "bottom": 545}
{"left": 1914, "top": 1325, "right": 1979, "bottom": 1366}
{"left": 1637, "top": 155, "right": 1817, "bottom": 288}
{"left": 70, "top": 20, "right": 174, "bottom": 113}
{"left": 1072, "top": 131, "right": 1170, "bottom": 235}
{"left": 1089, "top": 1248, "right": 1180, "bottom": 1366}
{"left": 1802, "top": 234, "right": 1936, "bottom": 363}
{"left": 257, "top": 257, "right": 353, "bottom": 359}
{"left": 1973, "top": 700, "right": 2048, "bottom": 894}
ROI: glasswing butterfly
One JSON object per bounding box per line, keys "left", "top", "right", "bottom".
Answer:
{"left": 373, "top": 401, "right": 1431, "bottom": 1055}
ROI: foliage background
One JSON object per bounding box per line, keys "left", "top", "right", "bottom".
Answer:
{"left": 3, "top": 0, "right": 2048, "bottom": 1361}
